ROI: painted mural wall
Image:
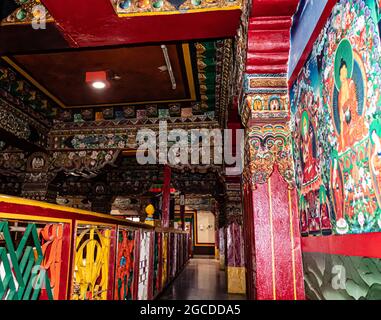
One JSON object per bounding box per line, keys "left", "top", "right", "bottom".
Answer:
{"left": 291, "top": 0, "right": 381, "bottom": 237}
{"left": 291, "top": 0, "right": 381, "bottom": 300}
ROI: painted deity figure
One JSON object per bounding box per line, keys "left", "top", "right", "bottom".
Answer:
{"left": 333, "top": 39, "right": 366, "bottom": 152}
{"left": 338, "top": 58, "right": 360, "bottom": 149}
{"left": 319, "top": 186, "right": 332, "bottom": 234}
{"left": 369, "top": 120, "right": 381, "bottom": 210}
{"left": 301, "top": 112, "right": 318, "bottom": 185}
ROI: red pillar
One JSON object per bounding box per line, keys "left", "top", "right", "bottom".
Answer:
{"left": 241, "top": 74, "right": 305, "bottom": 300}
{"left": 180, "top": 192, "right": 185, "bottom": 231}
{"left": 243, "top": 167, "right": 304, "bottom": 300}
{"left": 161, "top": 165, "right": 171, "bottom": 228}
{"left": 238, "top": 2, "right": 304, "bottom": 298}
{"left": 225, "top": 179, "right": 246, "bottom": 294}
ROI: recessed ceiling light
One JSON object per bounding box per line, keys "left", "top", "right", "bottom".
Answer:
{"left": 92, "top": 81, "right": 106, "bottom": 89}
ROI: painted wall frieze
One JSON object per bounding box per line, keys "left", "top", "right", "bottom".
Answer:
{"left": 0, "top": 98, "right": 49, "bottom": 149}
{"left": 240, "top": 74, "right": 290, "bottom": 126}
{"left": 0, "top": 61, "right": 59, "bottom": 122}
{"left": 50, "top": 150, "right": 120, "bottom": 173}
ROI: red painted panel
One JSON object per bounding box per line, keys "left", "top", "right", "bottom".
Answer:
{"left": 41, "top": 0, "right": 241, "bottom": 47}
{"left": 249, "top": 17, "right": 292, "bottom": 30}
{"left": 243, "top": 184, "right": 256, "bottom": 299}
{"left": 270, "top": 170, "right": 294, "bottom": 300}
{"left": 107, "top": 227, "right": 117, "bottom": 300}
{"left": 290, "top": 187, "right": 305, "bottom": 300}
{"left": 252, "top": 181, "right": 274, "bottom": 300}
{"left": 302, "top": 233, "right": 381, "bottom": 259}
{"left": 251, "top": 0, "right": 299, "bottom": 17}
{"left": 248, "top": 30, "right": 291, "bottom": 51}
{"left": 246, "top": 18, "right": 292, "bottom": 74}
{"left": 246, "top": 64, "right": 288, "bottom": 74}
{"left": 246, "top": 52, "right": 289, "bottom": 66}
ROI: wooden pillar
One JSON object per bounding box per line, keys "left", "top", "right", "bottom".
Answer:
{"left": 180, "top": 192, "right": 185, "bottom": 231}
{"left": 161, "top": 165, "right": 171, "bottom": 228}
{"left": 225, "top": 180, "right": 246, "bottom": 295}
{"left": 243, "top": 166, "right": 305, "bottom": 300}
{"left": 240, "top": 73, "right": 305, "bottom": 300}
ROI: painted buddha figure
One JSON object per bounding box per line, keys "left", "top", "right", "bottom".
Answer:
{"left": 338, "top": 58, "right": 359, "bottom": 149}
{"left": 301, "top": 112, "right": 318, "bottom": 186}
{"left": 333, "top": 39, "right": 366, "bottom": 152}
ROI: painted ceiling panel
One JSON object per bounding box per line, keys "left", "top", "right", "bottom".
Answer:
{"left": 8, "top": 44, "right": 194, "bottom": 108}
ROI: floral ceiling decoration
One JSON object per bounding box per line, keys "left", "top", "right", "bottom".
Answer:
{"left": 50, "top": 150, "right": 120, "bottom": 173}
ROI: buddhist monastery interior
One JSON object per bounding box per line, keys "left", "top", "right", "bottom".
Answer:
{"left": 1, "top": 0, "right": 381, "bottom": 302}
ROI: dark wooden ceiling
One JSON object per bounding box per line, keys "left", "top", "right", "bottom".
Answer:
{"left": 6, "top": 43, "right": 196, "bottom": 108}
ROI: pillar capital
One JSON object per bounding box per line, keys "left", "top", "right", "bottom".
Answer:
{"left": 243, "top": 123, "right": 295, "bottom": 189}
{"left": 240, "top": 73, "right": 290, "bottom": 128}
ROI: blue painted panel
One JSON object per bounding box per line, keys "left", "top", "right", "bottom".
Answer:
{"left": 288, "top": 0, "right": 329, "bottom": 78}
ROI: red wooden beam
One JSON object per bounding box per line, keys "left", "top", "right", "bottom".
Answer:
{"left": 302, "top": 233, "right": 381, "bottom": 259}
{"left": 40, "top": 0, "right": 241, "bottom": 47}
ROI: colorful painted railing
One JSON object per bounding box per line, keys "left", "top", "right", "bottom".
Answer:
{"left": 0, "top": 195, "right": 189, "bottom": 300}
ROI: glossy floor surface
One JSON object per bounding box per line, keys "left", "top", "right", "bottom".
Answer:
{"left": 159, "top": 258, "right": 247, "bottom": 300}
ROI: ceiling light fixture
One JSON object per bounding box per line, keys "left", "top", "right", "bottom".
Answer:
{"left": 85, "top": 71, "right": 110, "bottom": 90}
{"left": 92, "top": 81, "right": 107, "bottom": 89}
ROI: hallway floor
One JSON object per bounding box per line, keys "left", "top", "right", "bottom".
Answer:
{"left": 159, "top": 258, "right": 247, "bottom": 300}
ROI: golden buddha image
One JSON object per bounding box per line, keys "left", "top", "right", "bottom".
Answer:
{"left": 332, "top": 39, "right": 366, "bottom": 152}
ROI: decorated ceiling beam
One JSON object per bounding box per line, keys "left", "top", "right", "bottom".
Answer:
{"left": 1, "top": 0, "right": 53, "bottom": 26}
{"left": 39, "top": 0, "right": 241, "bottom": 47}
{"left": 49, "top": 120, "right": 221, "bottom": 151}
{"left": 0, "top": 0, "right": 68, "bottom": 55}
{"left": 0, "top": 98, "right": 49, "bottom": 151}
{"left": 110, "top": 0, "right": 241, "bottom": 16}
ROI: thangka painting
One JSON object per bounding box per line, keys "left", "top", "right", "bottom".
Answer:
{"left": 161, "top": 233, "right": 169, "bottom": 288}
{"left": 290, "top": 0, "right": 381, "bottom": 236}
{"left": 115, "top": 228, "right": 136, "bottom": 300}
{"left": 153, "top": 232, "right": 161, "bottom": 297}
{"left": 137, "top": 230, "right": 152, "bottom": 300}
{"left": 72, "top": 225, "right": 112, "bottom": 300}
